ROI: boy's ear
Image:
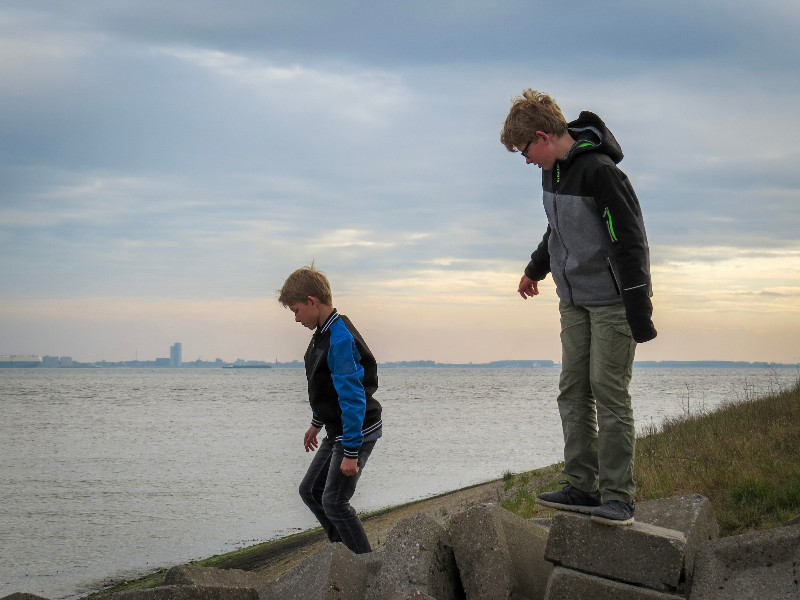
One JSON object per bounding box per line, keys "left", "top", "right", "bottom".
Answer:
{"left": 307, "top": 295, "right": 318, "bottom": 307}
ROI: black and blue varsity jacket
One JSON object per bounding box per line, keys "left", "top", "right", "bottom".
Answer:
{"left": 305, "top": 310, "right": 382, "bottom": 459}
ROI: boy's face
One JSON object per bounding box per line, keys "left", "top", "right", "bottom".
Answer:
{"left": 288, "top": 298, "right": 321, "bottom": 329}
{"left": 518, "top": 131, "right": 557, "bottom": 170}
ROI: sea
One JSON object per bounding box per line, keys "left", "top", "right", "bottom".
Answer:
{"left": 1, "top": 366, "right": 797, "bottom": 599}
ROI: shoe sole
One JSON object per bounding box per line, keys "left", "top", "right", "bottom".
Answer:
{"left": 590, "top": 513, "right": 635, "bottom": 526}
{"left": 535, "top": 498, "right": 600, "bottom": 515}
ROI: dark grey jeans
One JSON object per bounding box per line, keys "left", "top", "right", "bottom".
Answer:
{"left": 298, "top": 436, "right": 376, "bottom": 554}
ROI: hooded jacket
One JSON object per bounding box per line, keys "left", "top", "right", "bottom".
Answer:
{"left": 524, "top": 111, "right": 656, "bottom": 343}
{"left": 305, "top": 310, "right": 382, "bottom": 458}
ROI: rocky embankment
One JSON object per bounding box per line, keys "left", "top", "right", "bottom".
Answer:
{"left": 3, "top": 479, "right": 799, "bottom": 600}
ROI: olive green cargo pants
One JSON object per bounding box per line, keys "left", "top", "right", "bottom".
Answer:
{"left": 557, "top": 301, "right": 637, "bottom": 503}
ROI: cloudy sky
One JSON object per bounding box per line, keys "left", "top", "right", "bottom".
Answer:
{"left": 2, "top": 1, "right": 798, "bottom": 365}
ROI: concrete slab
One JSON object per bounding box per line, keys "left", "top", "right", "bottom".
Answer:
{"left": 261, "top": 542, "right": 379, "bottom": 600}
{"left": 544, "top": 512, "right": 687, "bottom": 592}
{"left": 450, "top": 503, "right": 552, "bottom": 600}
{"left": 636, "top": 494, "right": 718, "bottom": 590}
{"left": 690, "top": 523, "right": 800, "bottom": 599}
{"left": 103, "top": 585, "right": 259, "bottom": 600}
{"left": 544, "top": 567, "right": 683, "bottom": 600}
{"left": 370, "top": 513, "right": 462, "bottom": 600}
{"left": 164, "top": 566, "right": 270, "bottom": 591}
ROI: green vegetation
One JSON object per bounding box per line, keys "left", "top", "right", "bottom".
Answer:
{"left": 502, "top": 377, "right": 800, "bottom": 536}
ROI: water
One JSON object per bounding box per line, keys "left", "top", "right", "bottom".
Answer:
{"left": 1, "top": 366, "right": 796, "bottom": 599}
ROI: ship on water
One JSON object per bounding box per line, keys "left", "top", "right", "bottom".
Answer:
{"left": 0, "top": 354, "right": 43, "bottom": 368}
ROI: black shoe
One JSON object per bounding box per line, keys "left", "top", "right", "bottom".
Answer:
{"left": 591, "top": 500, "right": 635, "bottom": 525}
{"left": 535, "top": 483, "right": 601, "bottom": 514}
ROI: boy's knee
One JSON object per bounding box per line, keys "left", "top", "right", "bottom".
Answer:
{"left": 298, "top": 483, "right": 313, "bottom": 504}
{"left": 321, "top": 495, "right": 337, "bottom": 516}
{"left": 322, "top": 493, "right": 351, "bottom": 519}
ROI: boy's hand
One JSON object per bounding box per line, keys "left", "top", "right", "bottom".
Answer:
{"left": 304, "top": 425, "right": 322, "bottom": 452}
{"left": 340, "top": 457, "right": 359, "bottom": 476}
{"left": 518, "top": 275, "right": 539, "bottom": 299}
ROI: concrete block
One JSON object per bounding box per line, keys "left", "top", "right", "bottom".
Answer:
{"left": 690, "top": 523, "right": 800, "bottom": 599}
{"left": 105, "top": 585, "right": 259, "bottom": 600}
{"left": 164, "top": 565, "right": 270, "bottom": 591}
{"left": 370, "top": 513, "right": 462, "bottom": 600}
{"left": 545, "top": 512, "right": 686, "bottom": 592}
{"left": 261, "top": 542, "right": 380, "bottom": 600}
{"left": 637, "top": 494, "right": 718, "bottom": 589}
{"left": 544, "top": 567, "right": 683, "bottom": 600}
{"left": 450, "top": 503, "right": 552, "bottom": 600}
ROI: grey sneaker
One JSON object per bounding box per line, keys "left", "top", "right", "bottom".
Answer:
{"left": 591, "top": 500, "right": 635, "bottom": 525}
{"left": 536, "top": 483, "right": 602, "bottom": 514}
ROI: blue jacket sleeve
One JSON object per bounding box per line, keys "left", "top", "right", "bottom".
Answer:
{"left": 327, "top": 323, "right": 367, "bottom": 457}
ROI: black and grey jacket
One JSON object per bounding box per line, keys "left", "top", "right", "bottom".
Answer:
{"left": 524, "top": 111, "right": 657, "bottom": 343}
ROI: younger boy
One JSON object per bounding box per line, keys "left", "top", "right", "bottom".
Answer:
{"left": 500, "top": 90, "right": 656, "bottom": 525}
{"left": 278, "top": 266, "right": 382, "bottom": 553}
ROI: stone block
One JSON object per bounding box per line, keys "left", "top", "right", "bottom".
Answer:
{"left": 544, "top": 512, "right": 686, "bottom": 592}
{"left": 636, "top": 494, "right": 718, "bottom": 589}
{"left": 544, "top": 567, "right": 683, "bottom": 600}
{"left": 164, "top": 565, "right": 270, "bottom": 592}
{"left": 450, "top": 503, "right": 552, "bottom": 600}
{"left": 370, "top": 513, "right": 462, "bottom": 600}
{"left": 261, "top": 542, "right": 380, "bottom": 600}
{"left": 105, "top": 585, "right": 259, "bottom": 600}
{"left": 690, "top": 523, "right": 800, "bottom": 599}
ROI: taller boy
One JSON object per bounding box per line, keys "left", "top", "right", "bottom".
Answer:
{"left": 278, "top": 266, "right": 382, "bottom": 553}
{"left": 501, "top": 90, "right": 656, "bottom": 525}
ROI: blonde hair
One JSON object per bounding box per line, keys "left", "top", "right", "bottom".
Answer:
{"left": 500, "top": 89, "right": 568, "bottom": 152}
{"left": 277, "top": 264, "right": 333, "bottom": 306}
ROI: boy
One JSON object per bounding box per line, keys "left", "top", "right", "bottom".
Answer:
{"left": 278, "top": 265, "right": 382, "bottom": 553}
{"left": 500, "top": 90, "right": 656, "bottom": 525}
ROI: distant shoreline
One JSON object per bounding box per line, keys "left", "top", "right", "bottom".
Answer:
{"left": 2, "top": 360, "right": 798, "bottom": 369}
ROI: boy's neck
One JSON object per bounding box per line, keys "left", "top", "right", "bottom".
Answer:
{"left": 317, "top": 304, "right": 335, "bottom": 328}
{"left": 554, "top": 133, "right": 577, "bottom": 161}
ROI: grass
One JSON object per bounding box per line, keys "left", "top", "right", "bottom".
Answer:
{"left": 635, "top": 377, "right": 800, "bottom": 536}
{"left": 502, "top": 377, "right": 800, "bottom": 536}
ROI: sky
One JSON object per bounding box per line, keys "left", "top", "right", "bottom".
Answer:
{"left": 1, "top": 0, "right": 799, "bottom": 365}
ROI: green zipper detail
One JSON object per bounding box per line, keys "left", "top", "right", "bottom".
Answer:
{"left": 603, "top": 207, "right": 618, "bottom": 242}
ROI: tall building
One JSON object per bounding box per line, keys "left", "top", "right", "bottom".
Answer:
{"left": 170, "top": 342, "right": 183, "bottom": 368}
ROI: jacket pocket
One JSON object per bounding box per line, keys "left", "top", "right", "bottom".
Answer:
{"left": 606, "top": 257, "right": 621, "bottom": 296}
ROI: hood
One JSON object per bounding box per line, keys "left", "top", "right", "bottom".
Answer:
{"left": 564, "top": 111, "right": 624, "bottom": 166}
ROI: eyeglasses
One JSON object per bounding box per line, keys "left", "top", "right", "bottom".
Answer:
{"left": 520, "top": 140, "right": 532, "bottom": 160}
